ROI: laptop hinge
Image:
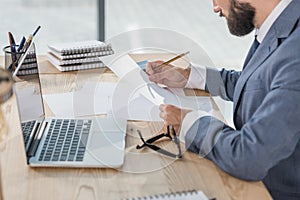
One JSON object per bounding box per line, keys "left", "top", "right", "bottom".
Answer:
{"left": 28, "top": 121, "right": 48, "bottom": 161}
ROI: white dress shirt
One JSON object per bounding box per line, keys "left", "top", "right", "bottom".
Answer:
{"left": 185, "top": 64, "right": 206, "bottom": 90}
{"left": 256, "top": 0, "right": 292, "bottom": 43}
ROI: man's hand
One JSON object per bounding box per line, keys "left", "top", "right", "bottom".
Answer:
{"left": 159, "top": 104, "right": 192, "bottom": 134}
{"left": 146, "top": 61, "right": 190, "bottom": 88}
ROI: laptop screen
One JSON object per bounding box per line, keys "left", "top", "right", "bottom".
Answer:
{"left": 14, "top": 74, "right": 44, "bottom": 122}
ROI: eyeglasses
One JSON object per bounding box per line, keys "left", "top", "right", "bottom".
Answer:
{"left": 136, "top": 125, "right": 182, "bottom": 159}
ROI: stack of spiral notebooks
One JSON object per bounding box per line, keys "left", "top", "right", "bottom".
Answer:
{"left": 47, "top": 40, "right": 114, "bottom": 72}
{"left": 123, "top": 190, "right": 210, "bottom": 200}
{"left": 17, "top": 50, "right": 38, "bottom": 75}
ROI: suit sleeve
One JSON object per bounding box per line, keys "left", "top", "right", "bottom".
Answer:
{"left": 183, "top": 67, "right": 300, "bottom": 181}
{"left": 205, "top": 67, "right": 241, "bottom": 101}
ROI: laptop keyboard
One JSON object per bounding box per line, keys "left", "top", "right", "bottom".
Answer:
{"left": 38, "top": 119, "right": 92, "bottom": 162}
{"left": 21, "top": 120, "right": 36, "bottom": 148}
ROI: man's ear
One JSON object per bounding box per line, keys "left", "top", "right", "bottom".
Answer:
{"left": 212, "top": 0, "right": 222, "bottom": 13}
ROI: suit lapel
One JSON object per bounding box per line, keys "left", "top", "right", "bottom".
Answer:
{"left": 233, "top": 33, "right": 279, "bottom": 113}
{"left": 233, "top": 0, "right": 300, "bottom": 118}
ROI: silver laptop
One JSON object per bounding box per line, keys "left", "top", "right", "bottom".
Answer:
{"left": 14, "top": 74, "right": 127, "bottom": 168}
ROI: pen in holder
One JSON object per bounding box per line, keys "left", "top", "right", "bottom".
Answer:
{"left": 3, "top": 43, "right": 38, "bottom": 76}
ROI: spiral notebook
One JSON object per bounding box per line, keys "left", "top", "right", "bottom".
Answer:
{"left": 48, "top": 40, "right": 113, "bottom": 56}
{"left": 47, "top": 52, "right": 102, "bottom": 66}
{"left": 47, "top": 54, "right": 105, "bottom": 72}
{"left": 49, "top": 49, "right": 114, "bottom": 60}
{"left": 123, "top": 190, "right": 210, "bottom": 200}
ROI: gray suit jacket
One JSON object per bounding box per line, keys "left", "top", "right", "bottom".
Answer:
{"left": 185, "top": 0, "right": 300, "bottom": 199}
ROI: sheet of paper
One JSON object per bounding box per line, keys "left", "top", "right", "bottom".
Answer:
{"left": 129, "top": 81, "right": 212, "bottom": 111}
{"left": 43, "top": 92, "right": 74, "bottom": 117}
{"left": 106, "top": 54, "right": 141, "bottom": 80}
{"left": 124, "top": 93, "right": 212, "bottom": 122}
{"left": 43, "top": 82, "right": 117, "bottom": 117}
{"left": 14, "top": 86, "right": 44, "bottom": 121}
{"left": 167, "top": 87, "right": 185, "bottom": 97}
{"left": 105, "top": 55, "right": 175, "bottom": 104}
{"left": 108, "top": 79, "right": 212, "bottom": 121}
{"left": 73, "top": 82, "right": 116, "bottom": 116}
{"left": 104, "top": 54, "right": 212, "bottom": 121}
{"left": 109, "top": 93, "right": 162, "bottom": 122}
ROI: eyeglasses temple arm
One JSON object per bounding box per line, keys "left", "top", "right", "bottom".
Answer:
{"left": 146, "top": 143, "right": 178, "bottom": 158}
{"left": 145, "top": 133, "right": 167, "bottom": 144}
{"left": 170, "top": 125, "right": 183, "bottom": 158}
{"left": 136, "top": 130, "right": 146, "bottom": 149}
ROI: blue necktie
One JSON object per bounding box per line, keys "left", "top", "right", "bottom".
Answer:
{"left": 244, "top": 37, "right": 260, "bottom": 68}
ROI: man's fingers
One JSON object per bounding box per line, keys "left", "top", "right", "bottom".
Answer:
{"left": 170, "top": 125, "right": 180, "bottom": 136}
{"left": 150, "top": 70, "right": 170, "bottom": 82}
{"left": 159, "top": 105, "right": 168, "bottom": 122}
{"left": 159, "top": 104, "right": 181, "bottom": 126}
{"left": 159, "top": 104, "right": 172, "bottom": 124}
{"left": 159, "top": 111, "right": 165, "bottom": 120}
{"left": 159, "top": 104, "right": 166, "bottom": 111}
{"left": 163, "top": 123, "right": 180, "bottom": 135}
{"left": 146, "top": 62, "right": 154, "bottom": 75}
{"left": 146, "top": 61, "right": 164, "bottom": 75}
{"left": 159, "top": 104, "right": 182, "bottom": 134}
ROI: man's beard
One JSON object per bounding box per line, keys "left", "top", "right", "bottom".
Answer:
{"left": 226, "top": 1, "right": 256, "bottom": 36}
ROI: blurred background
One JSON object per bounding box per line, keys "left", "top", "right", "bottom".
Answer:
{"left": 0, "top": 0, "right": 253, "bottom": 68}
{"left": 0, "top": 0, "right": 255, "bottom": 126}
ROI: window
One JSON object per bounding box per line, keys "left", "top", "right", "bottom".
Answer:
{"left": 0, "top": 0, "right": 98, "bottom": 54}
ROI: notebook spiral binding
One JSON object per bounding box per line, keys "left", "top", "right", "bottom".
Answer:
{"left": 123, "top": 190, "right": 202, "bottom": 200}
{"left": 60, "top": 44, "right": 113, "bottom": 55}
{"left": 16, "top": 43, "right": 38, "bottom": 76}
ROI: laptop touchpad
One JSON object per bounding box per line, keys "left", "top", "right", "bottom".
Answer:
{"left": 86, "top": 118, "right": 126, "bottom": 166}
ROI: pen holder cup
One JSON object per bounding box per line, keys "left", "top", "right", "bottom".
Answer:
{"left": 2, "top": 43, "right": 38, "bottom": 76}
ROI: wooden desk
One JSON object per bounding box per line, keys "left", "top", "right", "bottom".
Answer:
{"left": 0, "top": 55, "right": 272, "bottom": 200}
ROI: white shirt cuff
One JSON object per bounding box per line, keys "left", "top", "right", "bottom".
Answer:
{"left": 179, "top": 110, "right": 212, "bottom": 143}
{"left": 185, "top": 64, "right": 206, "bottom": 90}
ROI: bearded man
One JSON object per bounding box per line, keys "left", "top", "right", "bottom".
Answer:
{"left": 146, "top": 0, "right": 300, "bottom": 199}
